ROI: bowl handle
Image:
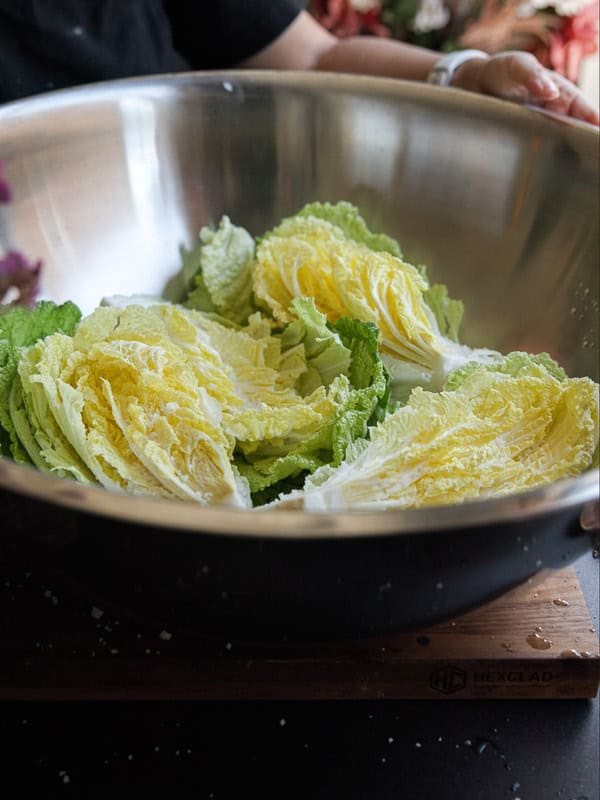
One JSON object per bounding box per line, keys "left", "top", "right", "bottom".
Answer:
{"left": 580, "top": 501, "right": 600, "bottom": 559}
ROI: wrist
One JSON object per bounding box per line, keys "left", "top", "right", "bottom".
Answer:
{"left": 451, "top": 54, "right": 490, "bottom": 91}
{"left": 427, "top": 50, "right": 489, "bottom": 89}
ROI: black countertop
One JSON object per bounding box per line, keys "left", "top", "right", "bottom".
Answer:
{"left": 1, "top": 553, "right": 598, "bottom": 800}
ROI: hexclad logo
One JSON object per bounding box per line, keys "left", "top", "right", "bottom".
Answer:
{"left": 430, "top": 664, "right": 467, "bottom": 694}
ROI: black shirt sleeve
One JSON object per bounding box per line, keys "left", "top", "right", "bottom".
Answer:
{"left": 0, "top": 0, "right": 307, "bottom": 105}
{"left": 163, "top": 0, "right": 307, "bottom": 69}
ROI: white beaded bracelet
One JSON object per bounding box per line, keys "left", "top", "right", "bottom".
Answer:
{"left": 427, "top": 49, "right": 489, "bottom": 87}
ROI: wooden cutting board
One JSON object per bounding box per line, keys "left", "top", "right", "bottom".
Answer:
{"left": 0, "top": 566, "right": 598, "bottom": 700}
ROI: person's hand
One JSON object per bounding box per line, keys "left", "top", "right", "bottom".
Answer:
{"left": 451, "top": 50, "right": 599, "bottom": 126}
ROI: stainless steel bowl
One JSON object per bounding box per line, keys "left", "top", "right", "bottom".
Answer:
{"left": 0, "top": 72, "right": 598, "bottom": 639}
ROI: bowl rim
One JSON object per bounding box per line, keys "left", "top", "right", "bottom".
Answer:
{"left": 0, "top": 68, "right": 599, "bottom": 136}
{"left": 0, "top": 456, "right": 597, "bottom": 539}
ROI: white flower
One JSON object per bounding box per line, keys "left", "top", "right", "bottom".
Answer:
{"left": 350, "top": 0, "right": 380, "bottom": 11}
{"left": 529, "top": 0, "right": 588, "bottom": 14}
{"left": 412, "top": 0, "right": 451, "bottom": 33}
{"left": 515, "top": 1, "right": 537, "bottom": 17}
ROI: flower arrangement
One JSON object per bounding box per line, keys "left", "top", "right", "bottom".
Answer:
{"left": 309, "top": 0, "right": 599, "bottom": 83}
{"left": 0, "top": 161, "right": 42, "bottom": 308}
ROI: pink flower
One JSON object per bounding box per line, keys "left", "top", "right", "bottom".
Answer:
{"left": 310, "top": 0, "right": 391, "bottom": 37}
{"left": 549, "top": 1, "right": 599, "bottom": 82}
{"left": 0, "top": 163, "right": 43, "bottom": 308}
{"left": 0, "top": 160, "right": 11, "bottom": 204}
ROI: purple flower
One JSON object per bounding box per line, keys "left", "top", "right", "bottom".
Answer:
{"left": 0, "top": 250, "right": 43, "bottom": 309}
{"left": 0, "top": 159, "right": 12, "bottom": 204}
{"left": 0, "top": 158, "right": 44, "bottom": 309}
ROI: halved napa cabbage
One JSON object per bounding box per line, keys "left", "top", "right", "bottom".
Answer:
{"left": 251, "top": 205, "right": 500, "bottom": 402}
{"left": 18, "top": 305, "right": 249, "bottom": 506}
{"left": 300, "top": 357, "right": 599, "bottom": 511}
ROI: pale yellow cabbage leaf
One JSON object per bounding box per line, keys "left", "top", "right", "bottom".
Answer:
{"left": 252, "top": 215, "right": 499, "bottom": 398}
{"left": 302, "top": 368, "right": 599, "bottom": 511}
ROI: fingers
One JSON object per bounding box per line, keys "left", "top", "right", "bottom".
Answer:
{"left": 455, "top": 51, "right": 599, "bottom": 126}
{"left": 476, "top": 51, "right": 556, "bottom": 103}
{"left": 541, "top": 72, "right": 600, "bottom": 125}
{"left": 572, "top": 99, "right": 600, "bottom": 126}
{"left": 504, "top": 52, "right": 560, "bottom": 102}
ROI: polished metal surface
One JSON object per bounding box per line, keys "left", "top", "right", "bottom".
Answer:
{"left": 0, "top": 71, "right": 598, "bottom": 537}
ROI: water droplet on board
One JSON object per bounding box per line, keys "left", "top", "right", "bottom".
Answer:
{"left": 553, "top": 598, "right": 570, "bottom": 607}
{"left": 526, "top": 632, "right": 552, "bottom": 650}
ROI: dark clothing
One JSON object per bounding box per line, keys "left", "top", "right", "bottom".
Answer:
{"left": 0, "top": 0, "right": 305, "bottom": 104}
